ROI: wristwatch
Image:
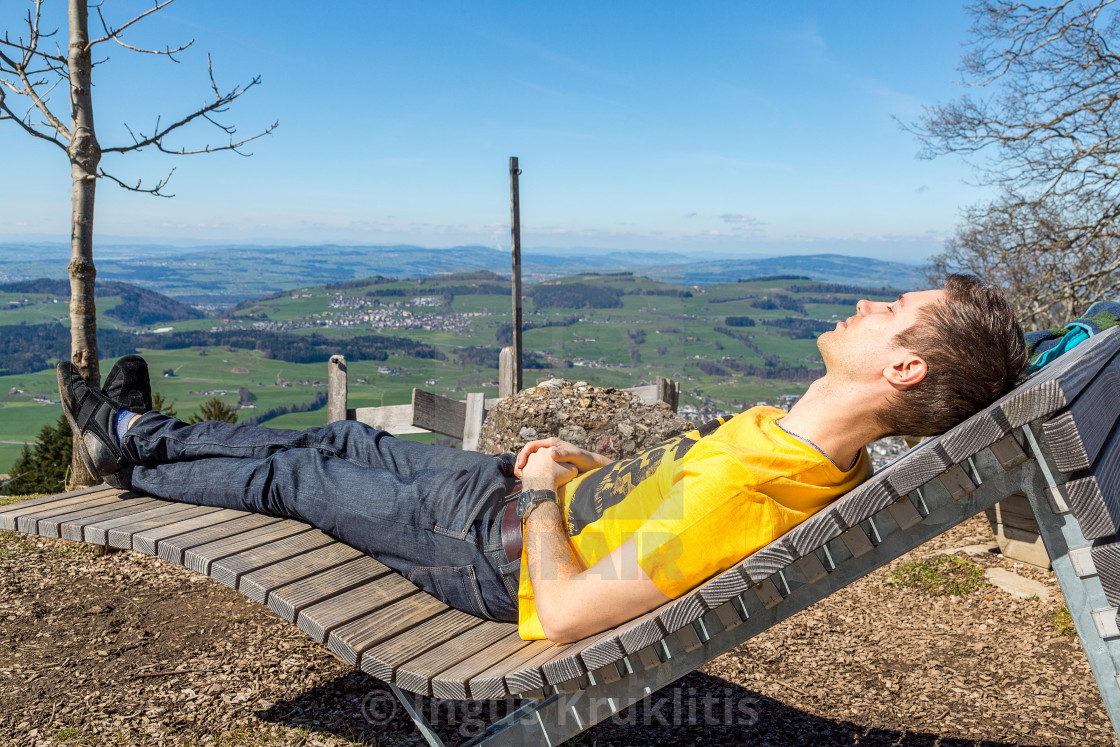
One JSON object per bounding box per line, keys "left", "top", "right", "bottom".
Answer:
{"left": 515, "top": 489, "right": 559, "bottom": 521}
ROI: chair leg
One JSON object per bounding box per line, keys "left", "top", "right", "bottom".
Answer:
{"left": 389, "top": 683, "right": 450, "bottom": 747}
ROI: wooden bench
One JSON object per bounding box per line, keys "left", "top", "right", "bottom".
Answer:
{"left": 325, "top": 352, "right": 681, "bottom": 450}
{"left": 6, "top": 327, "right": 1120, "bottom": 745}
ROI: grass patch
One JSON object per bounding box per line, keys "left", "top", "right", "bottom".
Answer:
{"left": 890, "top": 555, "right": 989, "bottom": 596}
{"left": 1052, "top": 605, "right": 1077, "bottom": 637}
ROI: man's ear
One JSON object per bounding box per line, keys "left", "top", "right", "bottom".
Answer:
{"left": 884, "top": 353, "right": 928, "bottom": 390}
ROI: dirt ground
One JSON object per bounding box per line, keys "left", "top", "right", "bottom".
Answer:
{"left": 1, "top": 511, "right": 1116, "bottom": 747}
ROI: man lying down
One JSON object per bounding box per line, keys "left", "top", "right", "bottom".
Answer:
{"left": 57, "top": 274, "right": 1027, "bottom": 643}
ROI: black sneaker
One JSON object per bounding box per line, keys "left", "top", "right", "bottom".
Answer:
{"left": 102, "top": 355, "right": 153, "bottom": 414}
{"left": 57, "top": 361, "right": 129, "bottom": 479}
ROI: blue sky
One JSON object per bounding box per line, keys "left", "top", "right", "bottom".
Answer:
{"left": 0, "top": 1, "right": 985, "bottom": 261}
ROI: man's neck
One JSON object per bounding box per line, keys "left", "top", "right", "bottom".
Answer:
{"left": 777, "top": 376, "right": 888, "bottom": 471}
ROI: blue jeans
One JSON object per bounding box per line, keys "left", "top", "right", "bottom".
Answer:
{"left": 116, "top": 412, "right": 521, "bottom": 623}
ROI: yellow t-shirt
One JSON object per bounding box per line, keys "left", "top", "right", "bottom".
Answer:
{"left": 516, "top": 406, "right": 870, "bottom": 640}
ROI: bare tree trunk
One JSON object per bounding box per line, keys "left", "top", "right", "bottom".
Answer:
{"left": 66, "top": 0, "right": 101, "bottom": 487}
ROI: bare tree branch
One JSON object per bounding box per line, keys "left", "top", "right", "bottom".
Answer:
{"left": 87, "top": 0, "right": 179, "bottom": 48}
{"left": 913, "top": 1, "right": 1120, "bottom": 324}
{"left": 103, "top": 55, "right": 275, "bottom": 155}
{"left": 93, "top": 4, "right": 193, "bottom": 59}
{"left": 0, "top": 74, "right": 67, "bottom": 147}
{"left": 98, "top": 166, "right": 176, "bottom": 197}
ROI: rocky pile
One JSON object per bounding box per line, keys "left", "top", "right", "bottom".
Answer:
{"left": 477, "top": 378, "right": 695, "bottom": 459}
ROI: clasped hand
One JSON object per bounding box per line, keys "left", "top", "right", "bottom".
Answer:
{"left": 513, "top": 437, "right": 610, "bottom": 486}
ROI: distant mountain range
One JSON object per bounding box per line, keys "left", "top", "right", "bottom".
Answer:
{"left": 0, "top": 242, "right": 926, "bottom": 304}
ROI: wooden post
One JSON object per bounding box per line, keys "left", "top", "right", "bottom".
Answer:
{"left": 656, "top": 376, "right": 680, "bottom": 412}
{"left": 499, "top": 346, "right": 517, "bottom": 399}
{"left": 462, "top": 392, "right": 486, "bottom": 452}
{"left": 510, "top": 156, "right": 523, "bottom": 394}
{"left": 327, "top": 355, "right": 348, "bottom": 423}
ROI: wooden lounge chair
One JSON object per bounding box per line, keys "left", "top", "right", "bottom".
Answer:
{"left": 5, "top": 327, "right": 1120, "bottom": 745}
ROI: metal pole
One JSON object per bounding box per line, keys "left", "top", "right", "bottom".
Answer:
{"left": 509, "top": 156, "right": 523, "bottom": 393}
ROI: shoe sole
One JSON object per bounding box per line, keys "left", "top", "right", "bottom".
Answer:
{"left": 57, "top": 365, "right": 102, "bottom": 483}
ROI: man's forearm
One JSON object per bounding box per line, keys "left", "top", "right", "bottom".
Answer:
{"left": 520, "top": 476, "right": 585, "bottom": 640}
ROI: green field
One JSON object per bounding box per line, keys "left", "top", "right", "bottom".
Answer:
{"left": 0, "top": 273, "right": 898, "bottom": 474}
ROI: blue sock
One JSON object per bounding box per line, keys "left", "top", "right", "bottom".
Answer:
{"left": 114, "top": 409, "right": 134, "bottom": 444}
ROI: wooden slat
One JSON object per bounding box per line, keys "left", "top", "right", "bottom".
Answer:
{"left": 617, "top": 606, "right": 670, "bottom": 654}
{"left": 740, "top": 539, "right": 797, "bottom": 584}
{"left": 784, "top": 507, "right": 845, "bottom": 557}
{"left": 502, "top": 641, "right": 573, "bottom": 695}
{"left": 210, "top": 530, "right": 335, "bottom": 589}
{"left": 57, "top": 497, "right": 164, "bottom": 541}
{"left": 576, "top": 625, "right": 629, "bottom": 674}
{"left": 132, "top": 508, "right": 249, "bottom": 555}
{"left": 884, "top": 441, "right": 949, "bottom": 498}
{"left": 238, "top": 541, "right": 364, "bottom": 603}
{"left": 350, "top": 404, "right": 429, "bottom": 435}
{"left": 327, "top": 593, "right": 449, "bottom": 665}
{"left": 1043, "top": 365, "right": 1120, "bottom": 473}
{"left": 14, "top": 492, "right": 125, "bottom": 535}
{"left": 1066, "top": 474, "right": 1120, "bottom": 540}
{"left": 182, "top": 521, "right": 312, "bottom": 575}
{"left": 696, "top": 564, "right": 752, "bottom": 611}
{"left": 835, "top": 477, "right": 899, "bottom": 529}
{"left": 267, "top": 556, "right": 391, "bottom": 622}
{"left": 1061, "top": 420, "right": 1120, "bottom": 540}
{"left": 939, "top": 407, "right": 1011, "bottom": 465}
{"left": 541, "top": 626, "right": 627, "bottom": 686}
{"left": 468, "top": 639, "right": 556, "bottom": 699}
{"left": 85, "top": 502, "right": 209, "bottom": 546}
{"left": 430, "top": 632, "right": 536, "bottom": 700}
{"left": 0, "top": 485, "right": 113, "bottom": 529}
{"left": 106, "top": 504, "right": 224, "bottom": 549}
{"left": 394, "top": 622, "right": 517, "bottom": 696}
{"left": 157, "top": 514, "right": 281, "bottom": 565}
{"left": 657, "top": 590, "right": 709, "bottom": 635}
{"left": 31, "top": 495, "right": 154, "bottom": 538}
{"left": 1092, "top": 537, "right": 1120, "bottom": 608}
{"left": 296, "top": 574, "right": 419, "bottom": 643}
{"left": 1000, "top": 330, "right": 1120, "bottom": 428}
{"left": 359, "top": 609, "right": 484, "bottom": 683}
{"left": 411, "top": 388, "right": 467, "bottom": 439}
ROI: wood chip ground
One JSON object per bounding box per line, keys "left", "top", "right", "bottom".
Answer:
{"left": 1, "top": 510, "right": 1115, "bottom": 746}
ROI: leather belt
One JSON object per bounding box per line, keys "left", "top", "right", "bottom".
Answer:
{"left": 500, "top": 499, "right": 522, "bottom": 563}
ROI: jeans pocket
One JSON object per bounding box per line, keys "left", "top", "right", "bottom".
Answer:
{"left": 408, "top": 565, "right": 488, "bottom": 620}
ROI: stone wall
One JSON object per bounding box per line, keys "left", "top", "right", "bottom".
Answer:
{"left": 477, "top": 379, "right": 695, "bottom": 459}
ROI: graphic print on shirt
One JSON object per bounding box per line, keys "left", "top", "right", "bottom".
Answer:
{"left": 565, "top": 435, "right": 698, "bottom": 536}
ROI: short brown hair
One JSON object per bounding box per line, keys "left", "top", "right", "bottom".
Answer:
{"left": 877, "top": 274, "right": 1028, "bottom": 437}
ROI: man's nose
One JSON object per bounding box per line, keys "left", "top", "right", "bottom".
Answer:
{"left": 856, "top": 299, "right": 884, "bottom": 316}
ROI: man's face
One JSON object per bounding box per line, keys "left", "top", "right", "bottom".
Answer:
{"left": 817, "top": 289, "right": 947, "bottom": 382}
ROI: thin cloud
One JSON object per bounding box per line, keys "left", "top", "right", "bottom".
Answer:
{"left": 718, "top": 213, "right": 766, "bottom": 231}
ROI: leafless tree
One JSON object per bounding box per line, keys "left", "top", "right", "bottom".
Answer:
{"left": 927, "top": 192, "right": 1120, "bottom": 328}
{"left": 0, "top": 0, "right": 276, "bottom": 485}
{"left": 912, "top": 1, "right": 1120, "bottom": 328}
